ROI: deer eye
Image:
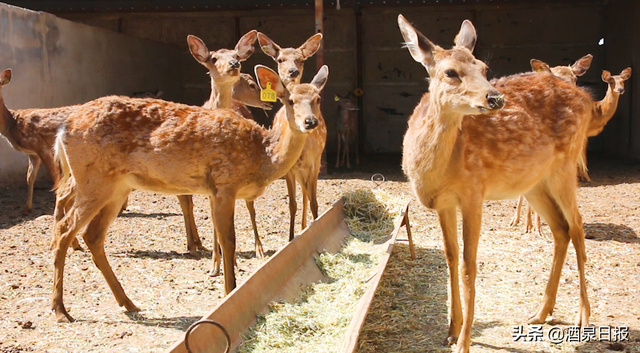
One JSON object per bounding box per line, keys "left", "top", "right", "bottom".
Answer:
{"left": 278, "top": 59, "right": 284, "bottom": 64}
{"left": 288, "top": 99, "right": 294, "bottom": 105}
{"left": 444, "top": 69, "right": 459, "bottom": 78}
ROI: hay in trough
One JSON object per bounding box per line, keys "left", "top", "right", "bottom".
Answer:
{"left": 238, "top": 188, "right": 408, "bottom": 353}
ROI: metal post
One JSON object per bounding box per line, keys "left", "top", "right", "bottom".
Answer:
{"left": 315, "top": 0, "right": 327, "bottom": 174}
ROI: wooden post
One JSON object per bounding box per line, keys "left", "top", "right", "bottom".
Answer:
{"left": 315, "top": 0, "right": 327, "bottom": 174}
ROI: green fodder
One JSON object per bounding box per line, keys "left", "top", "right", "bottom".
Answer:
{"left": 238, "top": 188, "right": 408, "bottom": 353}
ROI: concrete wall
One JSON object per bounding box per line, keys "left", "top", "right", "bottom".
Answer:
{"left": 59, "top": 2, "right": 609, "bottom": 155}
{"left": 0, "top": 3, "right": 181, "bottom": 185}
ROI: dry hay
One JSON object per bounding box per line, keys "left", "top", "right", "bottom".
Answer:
{"left": 238, "top": 189, "right": 409, "bottom": 353}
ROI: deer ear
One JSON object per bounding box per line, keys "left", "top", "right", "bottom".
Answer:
{"left": 454, "top": 20, "right": 477, "bottom": 52}
{"left": 310, "top": 65, "right": 329, "bottom": 91}
{"left": 257, "top": 32, "right": 280, "bottom": 60}
{"left": 0, "top": 69, "right": 11, "bottom": 86}
{"left": 299, "top": 33, "right": 323, "bottom": 59}
{"left": 255, "top": 65, "right": 287, "bottom": 99}
{"left": 235, "top": 30, "right": 257, "bottom": 61}
{"left": 602, "top": 70, "right": 612, "bottom": 83}
{"left": 620, "top": 67, "right": 632, "bottom": 80}
{"left": 187, "top": 35, "right": 211, "bottom": 66}
{"left": 571, "top": 54, "right": 593, "bottom": 77}
{"left": 530, "top": 59, "right": 551, "bottom": 73}
{"left": 398, "top": 15, "right": 437, "bottom": 71}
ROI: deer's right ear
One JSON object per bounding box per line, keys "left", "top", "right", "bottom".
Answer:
{"left": 398, "top": 15, "right": 436, "bottom": 71}
{"left": 310, "top": 65, "right": 329, "bottom": 91}
{"left": 602, "top": 70, "right": 612, "bottom": 83}
{"left": 255, "top": 65, "right": 287, "bottom": 99}
{"left": 530, "top": 59, "right": 551, "bottom": 73}
{"left": 187, "top": 35, "right": 210, "bottom": 66}
{"left": 257, "top": 32, "right": 281, "bottom": 60}
{"left": 571, "top": 54, "right": 593, "bottom": 77}
{"left": 620, "top": 67, "right": 632, "bottom": 80}
{"left": 0, "top": 69, "right": 11, "bottom": 86}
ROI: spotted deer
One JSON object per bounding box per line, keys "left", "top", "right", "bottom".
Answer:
{"left": 335, "top": 91, "right": 360, "bottom": 168}
{"left": 50, "top": 64, "right": 328, "bottom": 323}
{"left": 258, "top": 32, "right": 326, "bottom": 240}
{"left": 511, "top": 54, "right": 594, "bottom": 235}
{"left": 399, "top": 15, "right": 593, "bottom": 353}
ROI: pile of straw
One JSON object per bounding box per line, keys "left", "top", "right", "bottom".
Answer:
{"left": 238, "top": 189, "right": 407, "bottom": 353}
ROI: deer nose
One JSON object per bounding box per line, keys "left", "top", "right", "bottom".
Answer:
{"left": 229, "top": 60, "right": 240, "bottom": 69}
{"left": 289, "top": 68, "right": 300, "bottom": 78}
{"left": 487, "top": 93, "right": 504, "bottom": 110}
{"left": 304, "top": 116, "right": 318, "bottom": 130}
{"left": 616, "top": 88, "right": 625, "bottom": 94}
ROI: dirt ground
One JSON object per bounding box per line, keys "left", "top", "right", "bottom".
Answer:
{"left": 0, "top": 154, "right": 639, "bottom": 353}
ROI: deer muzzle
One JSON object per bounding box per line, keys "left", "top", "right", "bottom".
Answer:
{"left": 304, "top": 116, "right": 319, "bottom": 130}
{"left": 487, "top": 93, "right": 505, "bottom": 110}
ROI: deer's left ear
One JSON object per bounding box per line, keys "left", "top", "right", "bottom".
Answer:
{"left": 0, "top": 69, "right": 11, "bottom": 86}
{"left": 454, "top": 20, "right": 477, "bottom": 52}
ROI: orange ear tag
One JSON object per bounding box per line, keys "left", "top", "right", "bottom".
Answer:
{"left": 260, "top": 82, "right": 277, "bottom": 102}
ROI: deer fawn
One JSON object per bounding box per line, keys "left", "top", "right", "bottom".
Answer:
{"left": 50, "top": 63, "right": 328, "bottom": 323}
{"left": 511, "top": 54, "right": 594, "bottom": 235}
{"left": 399, "top": 15, "right": 594, "bottom": 353}
{"left": 258, "top": 32, "right": 326, "bottom": 241}
{"left": 335, "top": 92, "right": 360, "bottom": 168}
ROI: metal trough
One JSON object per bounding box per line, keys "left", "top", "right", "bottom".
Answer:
{"left": 166, "top": 197, "right": 413, "bottom": 353}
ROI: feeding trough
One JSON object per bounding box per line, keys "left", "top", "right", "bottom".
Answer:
{"left": 165, "top": 196, "right": 413, "bottom": 353}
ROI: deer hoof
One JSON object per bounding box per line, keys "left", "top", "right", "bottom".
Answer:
{"left": 443, "top": 336, "right": 457, "bottom": 346}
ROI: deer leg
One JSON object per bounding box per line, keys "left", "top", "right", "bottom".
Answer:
{"left": 525, "top": 204, "right": 533, "bottom": 233}
{"left": 81, "top": 189, "right": 139, "bottom": 313}
{"left": 509, "top": 195, "right": 524, "bottom": 227}
{"left": 245, "top": 200, "right": 264, "bottom": 258}
{"left": 437, "top": 207, "right": 462, "bottom": 346}
{"left": 354, "top": 129, "right": 360, "bottom": 165}
{"left": 523, "top": 186, "right": 571, "bottom": 325}
{"left": 545, "top": 179, "right": 590, "bottom": 326}
{"left": 285, "top": 173, "right": 297, "bottom": 241}
{"left": 308, "top": 175, "right": 319, "bottom": 220}
{"left": 177, "top": 195, "right": 206, "bottom": 254}
{"left": 345, "top": 130, "right": 351, "bottom": 169}
{"left": 335, "top": 131, "right": 341, "bottom": 168}
{"left": 578, "top": 141, "right": 591, "bottom": 182}
{"left": 120, "top": 197, "right": 129, "bottom": 213}
{"left": 301, "top": 185, "right": 309, "bottom": 231}
{"left": 52, "top": 177, "right": 83, "bottom": 251}
{"left": 51, "top": 184, "right": 114, "bottom": 323}
{"left": 455, "top": 199, "right": 483, "bottom": 353}
{"left": 209, "top": 194, "right": 237, "bottom": 294}
{"left": 25, "top": 155, "right": 41, "bottom": 213}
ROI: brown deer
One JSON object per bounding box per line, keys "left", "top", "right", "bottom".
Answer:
{"left": 399, "top": 14, "right": 593, "bottom": 353}
{"left": 511, "top": 54, "right": 594, "bottom": 235}
{"left": 335, "top": 92, "right": 360, "bottom": 168}
{"left": 258, "top": 32, "right": 326, "bottom": 240}
{"left": 50, "top": 64, "right": 328, "bottom": 323}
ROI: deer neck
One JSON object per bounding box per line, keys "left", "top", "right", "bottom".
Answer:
{"left": 263, "top": 105, "right": 308, "bottom": 178}
{"left": 596, "top": 85, "right": 621, "bottom": 122}
{"left": 0, "top": 97, "right": 17, "bottom": 139}
{"left": 403, "top": 94, "right": 465, "bottom": 195}
{"left": 203, "top": 77, "right": 235, "bottom": 110}
{"left": 589, "top": 84, "right": 621, "bottom": 136}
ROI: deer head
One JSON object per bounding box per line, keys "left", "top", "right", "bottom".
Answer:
{"left": 257, "top": 32, "right": 323, "bottom": 87}
{"left": 254, "top": 64, "right": 328, "bottom": 133}
{"left": 335, "top": 92, "right": 359, "bottom": 111}
{"left": 187, "top": 30, "right": 258, "bottom": 86}
{"left": 602, "top": 67, "right": 632, "bottom": 94}
{"left": 530, "top": 54, "right": 593, "bottom": 85}
{"left": 397, "top": 15, "right": 504, "bottom": 114}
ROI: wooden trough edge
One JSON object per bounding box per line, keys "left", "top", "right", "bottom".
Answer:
{"left": 166, "top": 198, "right": 414, "bottom": 353}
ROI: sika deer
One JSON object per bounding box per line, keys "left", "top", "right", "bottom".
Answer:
{"left": 258, "top": 32, "right": 326, "bottom": 240}
{"left": 50, "top": 64, "right": 328, "bottom": 323}
{"left": 335, "top": 92, "right": 360, "bottom": 168}
{"left": 399, "top": 15, "right": 593, "bottom": 353}
{"left": 511, "top": 54, "right": 594, "bottom": 234}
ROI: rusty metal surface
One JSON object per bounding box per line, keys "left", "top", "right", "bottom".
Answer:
{"left": 166, "top": 198, "right": 350, "bottom": 353}
{"left": 341, "top": 202, "right": 412, "bottom": 353}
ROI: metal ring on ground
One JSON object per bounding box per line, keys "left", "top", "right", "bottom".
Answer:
{"left": 371, "top": 173, "right": 386, "bottom": 188}
{"left": 184, "top": 319, "right": 231, "bottom": 353}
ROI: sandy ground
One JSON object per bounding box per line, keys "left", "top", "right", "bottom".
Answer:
{"left": 0, "top": 154, "right": 639, "bottom": 353}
